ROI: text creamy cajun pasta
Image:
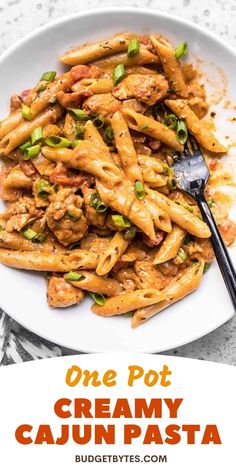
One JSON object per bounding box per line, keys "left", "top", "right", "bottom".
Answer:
{"left": 0, "top": 32, "right": 235, "bottom": 327}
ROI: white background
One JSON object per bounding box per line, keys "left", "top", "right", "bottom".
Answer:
{"left": 0, "top": 354, "right": 235, "bottom": 471}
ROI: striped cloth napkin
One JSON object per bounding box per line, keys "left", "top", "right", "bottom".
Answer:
{"left": 0, "top": 311, "right": 79, "bottom": 365}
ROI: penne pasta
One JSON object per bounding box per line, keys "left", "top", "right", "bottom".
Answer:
{"left": 132, "top": 261, "right": 204, "bottom": 327}
{"left": 165, "top": 99, "right": 227, "bottom": 153}
{"left": 92, "top": 288, "right": 166, "bottom": 316}
{"left": 154, "top": 224, "right": 187, "bottom": 264}
{"left": 144, "top": 197, "right": 172, "bottom": 233}
{"left": 123, "top": 108, "right": 184, "bottom": 152}
{"left": 151, "top": 35, "right": 188, "bottom": 97}
{"left": 72, "top": 78, "right": 113, "bottom": 94}
{"left": 96, "top": 232, "right": 129, "bottom": 276}
{"left": 42, "top": 140, "right": 122, "bottom": 184}
{"left": 144, "top": 186, "right": 211, "bottom": 238}
{"left": 91, "top": 45, "right": 159, "bottom": 68}
{"left": 60, "top": 33, "right": 136, "bottom": 65}
{"left": 69, "top": 270, "right": 122, "bottom": 296}
{"left": 0, "top": 111, "right": 23, "bottom": 140}
{"left": 3, "top": 166, "right": 32, "bottom": 189}
{"left": 0, "top": 106, "right": 62, "bottom": 155}
{"left": 111, "top": 111, "right": 142, "bottom": 182}
{"left": 30, "top": 72, "right": 71, "bottom": 117}
{"left": 0, "top": 249, "right": 99, "bottom": 271}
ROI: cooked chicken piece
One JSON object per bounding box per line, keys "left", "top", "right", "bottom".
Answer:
{"left": 80, "top": 232, "right": 111, "bottom": 253}
{"left": 83, "top": 93, "right": 121, "bottom": 120}
{"left": 134, "top": 255, "right": 173, "bottom": 290}
{"left": 187, "top": 239, "right": 214, "bottom": 263}
{"left": 3, "top": 197, "right": 42, "bottom": 232}
{"left": 47, "top": 275, "right": 84, "bottom": 307}
{"left": 45, "top": 188, "right": 88, "bottom": 246}
{"left": 113, "top": 74, "right": 168, "bottom": 105}
{"left": 113, "top": 267, "right": 141, "bottom": 292}
{"left": 218, "top": 218, "right": 236, "bottom": 247}
{"left": 83, "top": 186, "right": 106, "bottom": 228}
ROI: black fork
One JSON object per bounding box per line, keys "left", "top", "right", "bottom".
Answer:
{"left": 172, "top": 139, "right": 236, "bottom": 311}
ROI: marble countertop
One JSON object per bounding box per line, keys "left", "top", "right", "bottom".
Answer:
{"left": 0, "top": 0, "right": 236, "bottom": 365}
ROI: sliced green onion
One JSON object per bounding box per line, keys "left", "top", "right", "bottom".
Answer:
{"left": 64, "top": 271, "right": 83, "bottom": 281}
{"left": 23, "top": 144, "right": 41, "bottom": 160}
{"left": 68, "top": 108, "right": 88, "bottom": 120}
{"left": 31, "top": 127, "right": 43, "bottom": 145}
{"left": 113, "top": 64, "right": 125, "bottom": 86}
{"left": 207, "top": 199, "right": 215, "bottom": 208}
{"left": 104, "top": 126, "right": 114, "bottom": 143}
{"left": 0, "top": 224, "right": 3, "bottom": 232}
{"left": 68, "top": 241, "right": 80, "bottom": 250}
{"left": 134, "top": 181, "right": 145, "bottom": 200}
{"left": 204, "top": 263, "right": 211, "bottom": 273}
{"left": 49, "top": 95, "right": 57, "bottom": 104}
{"left": 90, "top": 192, "right": 107, "bottom": 213}
{"left": 123, "top": 311, "right": 134, "bottom": 317}
{"left": 21, "top": 104, "right": 32, "bottom": 121}
{"left": 175, "top": 247, "right": 188, "bottom": 264}
{"left": 19, "top": 141, "right": 32, "bottom": 153}
{"left": 71, "top": 140, "right": 81, "bottom": 149}
{"left": 22, "top": 228, "right": 37, "bottom": 240}
{"left": 76, "top": 125, "right": 85, "bottom": 138}
{"left": 93, "top": 115, "right": 105, "bottom": 129}
{"left": 90, "top": 292, "right": 106, "bottom": 305}
{"left": 127, "top": 37, "right": 140, "bottom": 57}
{"left": 37, "top": 84, "right": 47, "bottom": 93}
{"left": 139, "top": 124, "right": 149, "bottom": 131}
{"left": 96, "top": 202, "right": 107, "bottom": 213}
{"left": 33, "top": 233, "right": 46, "bottom": 243}
{"left": 40, "top": 71, "right": 57, "bottom": 81}
{"left": 184, "top": 204, "right": 194, "bottom": 213}
{"left": 36, "top": 179, "right": 52, "bottom": 198}
{"left": 176, "top": 120, "right": 188, "bottom": 145}
{"left": 112, "top": 215, "right": 131, "bottom": 230}
{"left": 167, "top": 177, "right": 177, "bottom": 191}
{"left": 183, "top": 234, "right": 192, "bottom": 245}
{"left": 124, "top": 226, "right": 136, "bottom": 240}
{"left": 175, "top": 41, "right": 188, "bottom": 60}
{"left": 44, "top": 135, "right": 71, "bottom": 148}
{"left": 164, "top": 114, "right": 178, "bottom": 130}
{"left": 67, "top": 209, "right": 82, "bottom": 221}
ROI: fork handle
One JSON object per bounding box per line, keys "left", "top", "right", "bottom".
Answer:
{"left": 197, "top": 193, "right": 236, "bottom": 312}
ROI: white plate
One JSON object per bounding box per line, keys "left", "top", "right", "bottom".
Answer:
{"left": 0, "top": 7, "right": 236, "bottom": 353}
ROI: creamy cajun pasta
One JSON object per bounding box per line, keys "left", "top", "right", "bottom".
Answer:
{"left": 0, "top": 32, "right": 235, "bottom": 327}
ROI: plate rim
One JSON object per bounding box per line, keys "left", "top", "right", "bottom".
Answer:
{"left": 0, "top": 6, "right": 235, "bottom": 352}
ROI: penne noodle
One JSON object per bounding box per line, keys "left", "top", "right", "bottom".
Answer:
{"left": 123, "top": 108, "right": 184, "bottom": 152}
{"left": 3, "top": 166, "right": 32, "bottom": 189}
{"left": 111, "top": 111, "right": 142, "bottom": 182}
{"left": 154, "top": 224, "right": 187, "bottom": 264}
{"left": 96, "top": 178, "right": 156, "bottom": 240}
{"left": 0, "top": 111, "right": 23, "bottom": 140}
{"left": 151, "top": 35, "right": 188, "bottom": 97}
{"left": 91, "top": 46, "right": 159, "bottom": 68}
{"left": 0, "top": 105, "right": 62, "bottom": 155}
{"left": 42, "top": 140, "right": 122, "bottom": 184}
{"left": 72, "top": 78, "right": 113, "bottom": 94}
{"left": 165, "top": 99, "right": 227, "bottom": 153}
{"left": 0, "top": 231, "right": 66, "bottom": 253}
{"left": 63, "top": 112, "right": 77, "bottom": 140}
{"left": 144, "top": 186, "right": 211, "bottom": 238}
{"left": 60, "top": 33, "right": 136, "bottom": 65}
{"left": 144, "top": 197, "right": 172, "bottom": 233}
{"left": 138, "top": 155, "right": 166, "bottom": 186}
{"left": 69, "top": 270, "right": 122, "bottom": 296}
{"left": 30, "top": 72, "right": 71, "bottom": 117}
{"left": 0, "top": 249, "right": 99, "bottom": 271}
{"left": 132, "top": 261, "right": 204, "bottom": 327}
{"left": 96, "top": 232, "right": 129, "bottom": 276}
{"left": 92, "top": 288, "right": 166, "bottom": 316}
{"left": 84, "top": 120, "right": 111, "bottom": 158}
